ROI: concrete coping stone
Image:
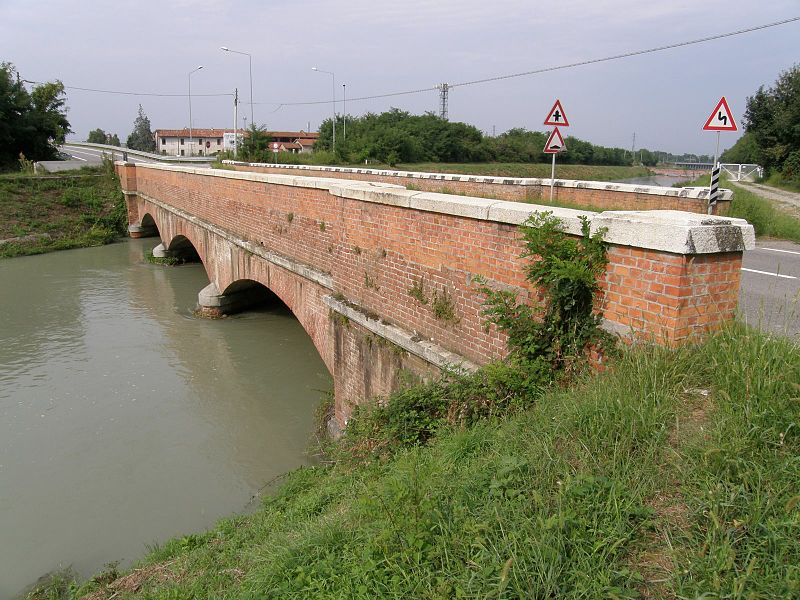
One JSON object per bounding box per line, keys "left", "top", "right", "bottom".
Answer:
{"left": 220, "top": 159, "right": 733, "bottom": 201}
{"left": 124, "top": 162, "right": 753, "bottom": 254}
{"left": 324, "top": 295, "right": 479, "bottom": 373}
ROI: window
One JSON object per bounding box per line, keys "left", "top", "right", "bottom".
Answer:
{"left": 217, "top": 139, "right": 221, "bottom": 145}
{"left": 180, "top": 138, "right": 185, "bottom": 145}
{"left": 161, "top": 138, "right": 166, "bottom": 145}
{"left": 180, "top": 149, "right": 185, "bottom": 156}
{"left": 199, "top": 139, "right": 203, "bottom": 144}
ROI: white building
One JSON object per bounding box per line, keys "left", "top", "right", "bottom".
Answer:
{"left": 154, "top": 128, "right": 235, "bottom": 157}
{"left": 153, "top": 129, "right": 319, "bottom": 157}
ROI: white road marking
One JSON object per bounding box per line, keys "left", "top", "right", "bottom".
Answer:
{"left": 64, "top": 153, "right": 88, "bottom": 161}
{"left": 742, "top": 268, "right": 797, "bottom": 280}
{"left": 62, "top": 147, "right": 104, "bottom": 160}
{"left": 759, "top": 247, "right": 800, "bottom": 256}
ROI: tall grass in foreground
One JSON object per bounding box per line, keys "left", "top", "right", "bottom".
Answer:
{"left": 52, "top": 323, "right": 798, "bottom": 599}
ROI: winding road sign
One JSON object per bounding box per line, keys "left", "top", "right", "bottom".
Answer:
{"left": 544, "top": 99, "right": 570, "bottom": 127}
{"left": 703, "top": 97, "right": 738, "bottom": 131}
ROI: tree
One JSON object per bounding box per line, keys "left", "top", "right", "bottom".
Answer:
{"left": 238, "top": 124, "right": 272, "bottom": 161}
{"left": 87, "top": 128, "right": 108, "bottom": 144}
{"left": 720, "top": 132, "right": 761, "bottom": 164}
{"left": 743, "top": 64, "right": 800, "bottom": 180}
{"left": 88, "top": 129, "right": 122, "bottom": 146}
{"left": 0, "top": 63, "right": 71, "bottom": 169}
{"left": 126, "top": 104, "right": 156, "bottom": 152}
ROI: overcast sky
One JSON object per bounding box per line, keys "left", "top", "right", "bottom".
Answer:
{"left": 1, "top": 0, "right": 797, "bottom": 155}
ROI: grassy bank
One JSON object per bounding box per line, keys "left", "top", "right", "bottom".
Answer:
{"left": 678, "top": 173, "right": 800, "bottom": 242}
{"left": 764, "top": 172, "right": 800, "bottom": 194}
{"left": 35, "top": 323, "right": 798, "bottom": 599}
{"left": 0, "top": 165, "right": 126, "bottom": 258}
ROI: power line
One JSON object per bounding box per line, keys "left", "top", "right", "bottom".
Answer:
{"left": 22, "top": 82, "right": 233, "bottom": 98}
{"left": 23, "top": 16, "right": 799, "bottom": 106}
{"left": 255, "top": 15, "right": 799, "bottom": 107}
{"left": 450, "top": 16, "right": 800, "bottom": 89}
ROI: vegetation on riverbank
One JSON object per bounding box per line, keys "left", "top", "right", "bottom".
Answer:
{"left": 0, "top": 162, "right": 126, "bottom": 258}
{"left": 28, "top": 212, "right": 800, "bottom": 599}
{"left": 33, "top": 322, "right": 798, "bottom": 600}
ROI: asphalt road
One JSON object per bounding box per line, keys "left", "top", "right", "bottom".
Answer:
{"left": 740, "top": 239, "right": 800, "bottom": 338}
{"left": 60, "top": 144, "right": 161, "bottom": 165}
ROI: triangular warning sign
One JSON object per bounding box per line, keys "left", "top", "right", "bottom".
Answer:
{"left": 544, "top": 99, "right": 569, "bottom": 127}
{"left": 703, "top": 96, "right": 737, "bottom": 131}
{"left": 543, "top": 127, "right": 566, "bottom": 153}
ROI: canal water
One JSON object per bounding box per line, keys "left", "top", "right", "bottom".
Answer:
{"left": 0, "top": 239, "right": 331, "bottom": 598}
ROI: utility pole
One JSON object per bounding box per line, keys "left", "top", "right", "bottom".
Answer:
{"left": 233, "top": 88, "right": 238, "bottom": 159}
{"left": 437, "top": 83, "right": 449, "bottom": 120}
{"left": 630, "top": 132, "right": 636, "bottom": 158}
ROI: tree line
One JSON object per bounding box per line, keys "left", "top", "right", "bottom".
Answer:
{"left": 311, "top": 108, "right": 661, "bottom": 166}
{"left": 0, "top": 63, "right": 70, "bottom": 170}
{"left": 722, "top": 63, "right": 800, "bottom": 184}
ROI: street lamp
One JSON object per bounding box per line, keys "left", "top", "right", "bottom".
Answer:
{"left": 221, "top": 46, "right": 254, "bottom": 127}
{"left": 312, "top": 66, "right": 335, "bottom": 152}
{"left": 342, "top": 83, "right": 346, "bottom": 141}
{"left": 188, "top": 65, "right": 203, "bottom": 156}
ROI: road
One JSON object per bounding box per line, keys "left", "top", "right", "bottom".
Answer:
{"left": 740, "top": 240, "right": 800, "bottom": 338}
{"left": 60, "top": 144, "right": 161, "bottom": 165}
{"left": 731, "top": 181, "right": 800, "bottom": 218}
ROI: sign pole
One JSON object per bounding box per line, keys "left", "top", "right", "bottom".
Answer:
{"left": 702, "top": 96, "right": 738, "bottom": 213}
{"left": 550, "top": 154, "right": 556, "bottom": 201}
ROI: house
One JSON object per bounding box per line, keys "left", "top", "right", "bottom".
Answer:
{"left": 153, "top": 129, "right": 319, "bottom": 157}
{"left": 154, "top": 129, "right": 235, "bottom": 156}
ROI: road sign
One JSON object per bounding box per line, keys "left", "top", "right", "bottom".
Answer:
{"left": 544, "top": 99, "right": 570, "bottom": 127}
{"left": 543, "top": 127, "right": 566, "bottom": 153}
{"left": 703, "top": 96, "right": 737, "bottom": 131}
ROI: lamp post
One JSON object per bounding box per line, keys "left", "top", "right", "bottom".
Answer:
{"left": 221, "top": 46, "right": 254, "bottom": 127}
{"left": 342, "top": 83, "right": 346, "bottom": 141}
{"left": 188, "top": 65, "right": 203, "bottom": 156}
{"left": 312, "top": 67, "right": 335, "bottom": 152}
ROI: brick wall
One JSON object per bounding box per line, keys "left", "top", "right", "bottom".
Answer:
{"left": 226, "top": 162, "right": 731, "bottom": 216}
{"left": 118, "top": 163, "right": 753, "bottom": 426}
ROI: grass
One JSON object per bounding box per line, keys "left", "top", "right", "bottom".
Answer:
{"left": 726, "top": 178, "right": 800, "bottom": 242}
{"left": 43, "top": 322, "right": 799, "bottom": 599}
{"left": 0, "top": 165, "right": 127, "bottom": 258}
{"left": 764, "top": 172, "right": 800, "bottom": 194}
{"left": 677, "top": 173, "right": 800, "bottom": 242}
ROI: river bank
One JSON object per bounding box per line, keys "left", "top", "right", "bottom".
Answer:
{"left": 0, "top": 166, "right": 126, "bottom": 259}
{"left": 30, "top": 322, "right": 800, "bottom": 599}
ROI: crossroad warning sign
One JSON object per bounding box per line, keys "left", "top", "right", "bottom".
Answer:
{"left": 703, "top": 96, "right": 737, "bottom": 131}
{"left": 544, "top": 99, "right": 569, "bottom": 127}
{"left": 543, "top": 128, "right": 566, "bottom": 153}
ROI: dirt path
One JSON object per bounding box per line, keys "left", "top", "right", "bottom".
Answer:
{"left": 731, "top": 181, "right": 800, "bottom": 217}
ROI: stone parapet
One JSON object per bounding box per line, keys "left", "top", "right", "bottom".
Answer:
{"left": 117, "top": 162, "right": 754, "bottom": 426}
{"left": 222, "top": 160, "right": 732, "bottom": 215}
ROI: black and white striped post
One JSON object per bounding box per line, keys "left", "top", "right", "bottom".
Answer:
{"left": 709, "top": 160, "right": 721, "bottom": 213}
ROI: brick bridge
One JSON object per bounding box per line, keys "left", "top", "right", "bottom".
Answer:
{"left": 116, "top": 163, "right": 753, "bottom": 431}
